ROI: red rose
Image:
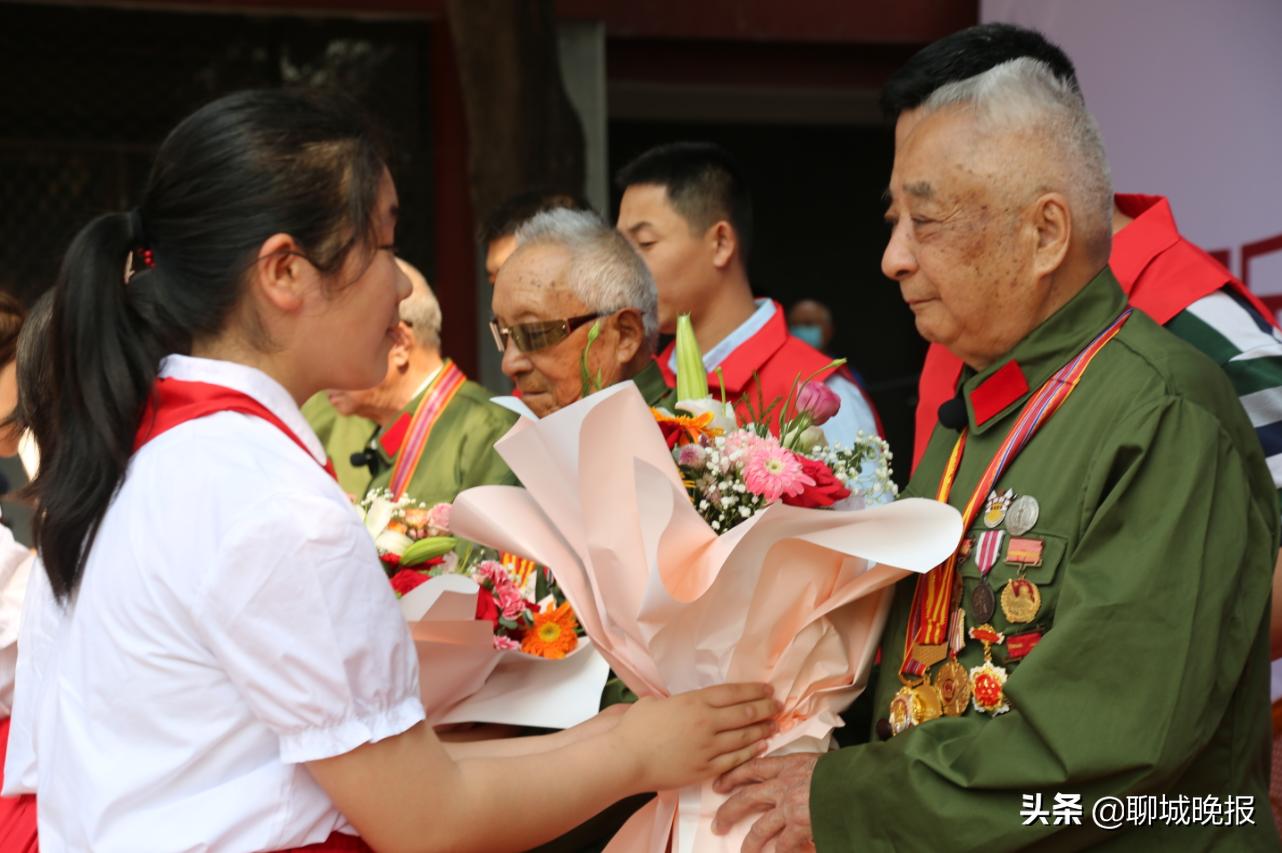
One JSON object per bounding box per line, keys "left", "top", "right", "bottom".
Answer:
{"left": 474, "top": 585, "right": 500, "bottom": 627}
{"left": 389, "top": 569, "right": 429, "bottom": 597}
{"left": 782, "top": 456, "right": 852, "bottom": 509}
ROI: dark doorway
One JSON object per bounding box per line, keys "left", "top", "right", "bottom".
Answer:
{"left": 0, "top": 2, "right": 435, "bottom": 306}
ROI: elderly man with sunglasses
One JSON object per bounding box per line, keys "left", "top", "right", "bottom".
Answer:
{"left": 491, "top": 208, "right": 672, "bottom": 418}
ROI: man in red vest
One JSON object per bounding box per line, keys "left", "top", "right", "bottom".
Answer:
{"left": 889, "top": 24, "right": 1282, "bottom": 660}
{"left": 615, "top": 142, "right": 881, "bottom": 443}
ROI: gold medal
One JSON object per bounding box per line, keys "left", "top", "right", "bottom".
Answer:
{"left": 911, "top": 682, "right": 943, "bottom": 725}
{"left": 935, "top": 658, "right": 971, "bottom": 717}
{"left": 982, "top": 489, "right": 1013, "bottom": 528}
{"left": 889, "top": 687, "right": 915, "bottom": 735}
{"left": 1000, "top": 577, "right": 1041, "bottom": 623}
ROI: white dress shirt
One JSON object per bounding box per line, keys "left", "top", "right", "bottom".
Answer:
{"left": 0, "top": 516, "right": 32, "bottom": 717}
{"left": 3, "top": 355, "right": 424, "bottom": 852}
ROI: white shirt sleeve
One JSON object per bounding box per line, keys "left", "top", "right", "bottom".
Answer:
{"left": 191, "top": 491, "right": 425, "bottom": 765}
{"left": 820, "top": 374, "right": 879, "bottom": 447}
{"left": 0, "top": 520, "right": 33, "bottom": 718}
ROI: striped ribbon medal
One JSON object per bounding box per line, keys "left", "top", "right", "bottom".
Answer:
{"left": 387, "top": 360, "right": 468, "bottom": 500}
{"left": 887, "top": 308, "right": 1133, "bottom": 736}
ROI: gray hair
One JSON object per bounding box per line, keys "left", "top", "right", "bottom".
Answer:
{"left": 395, "top": 258, "right": 442, "bottom": 350}
{"left": 514, "top": 208, "right": 659, "bottom": 342}
{"left": 920, "top": 57, "right": 1113, "bottom": 262}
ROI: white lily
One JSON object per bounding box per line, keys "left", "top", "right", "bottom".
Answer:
{"left": 675, "top": 397, "right": 738, "bottom": 435}
{"left": 363, "top": 494, "right": 399, "bottom": 540}
{"left": 374, "top": 529, "right": 414, "bottom": 558}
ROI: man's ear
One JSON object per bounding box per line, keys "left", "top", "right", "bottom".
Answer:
{"left": 389, "top": 321, "right": 413, "bottom": 370}
{"left": 612, "top": 308, "right": 646, "bottom": 365}
{"left": 249, "top": 233, "right": 308, "bottom": 314}
{"left": 709, "top": 221, "right": 739, "bottom": 270}
{"left": 1030, "top": 192, "right": 1072, "bottom": 280}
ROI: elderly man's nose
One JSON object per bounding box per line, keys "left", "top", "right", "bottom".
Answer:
{"left": 500, "top": 338, "right": 529, "bottom": 377}
{"left": 881, "top": 221, "right": 917, "bottom": 282}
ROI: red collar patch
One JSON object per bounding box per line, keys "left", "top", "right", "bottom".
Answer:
{"left": 970, "top": 360, "right": 1029, "bottom": 427}
{"left": 379, "top": 412, "right": 412, "bottom": 457}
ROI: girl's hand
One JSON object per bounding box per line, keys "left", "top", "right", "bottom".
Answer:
{"left": 614, "top": 682, "right": 778, "bottom": 792}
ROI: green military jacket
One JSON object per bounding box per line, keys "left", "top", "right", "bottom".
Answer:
{"left": 812, "top": 269, "right": 1280, "bottom": 850}
{"left": 300, "top": 394, "right": 378, "bottom": 498}
{"left": 366, "top": 378, "right": 518, "bottom": 506}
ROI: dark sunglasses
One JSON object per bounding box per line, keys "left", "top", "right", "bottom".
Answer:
{"left": 489, "top": 312, "right": 601, "bottom": 354}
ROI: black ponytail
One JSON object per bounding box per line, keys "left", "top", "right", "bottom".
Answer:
{"left": 25, "top": 89, "right": 386, "bottom": 601}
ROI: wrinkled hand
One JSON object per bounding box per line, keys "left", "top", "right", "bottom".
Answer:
{"left": 713, "top": 753, "right": 818, "bottom": 853}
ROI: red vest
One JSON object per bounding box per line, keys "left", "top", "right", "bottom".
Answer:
{"left": 912, "top": 194, "right": 1277, "bottom": 471}
{"left": 657, "top": 300, "right": 883, "bottom": 436}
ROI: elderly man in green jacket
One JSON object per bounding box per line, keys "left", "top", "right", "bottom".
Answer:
{"left": 713, "top": 58, "right": 1279, "bottom": 851}
{"left": 318, "top": 259, "right": 517, "bottom": 506}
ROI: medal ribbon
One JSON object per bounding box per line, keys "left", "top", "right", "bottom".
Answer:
{"left": 388, "top": 359, "right": 467, "bottom": 500}
{"left": 901, "top": 308, "right": 1132, "bottom": 679}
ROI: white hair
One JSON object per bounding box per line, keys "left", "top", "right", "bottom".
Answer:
{"left": 514, "top": 208, "right": 659, "bottom": 344}
{"left": 395, "top": 259, "right": 441, "bottom": 350}
{"left": 921, "top": 57, "right": 1113, "bottom": 262}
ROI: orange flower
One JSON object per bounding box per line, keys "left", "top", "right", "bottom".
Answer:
{"left": 651, "top": 408, "right": 723, "bottom": 448}
{"left": 521, "top": 602, "right": 579, "bottom": 659}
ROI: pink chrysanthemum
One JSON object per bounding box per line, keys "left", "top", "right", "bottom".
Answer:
{"left": 493, "top": 635, "right": 521, "bottom": 651}
{"left": 742, "top": 443, "right": 814, "bottom": 502}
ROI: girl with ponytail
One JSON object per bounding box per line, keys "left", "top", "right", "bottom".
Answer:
{"left": 4, "top": 90, "right": 776, "bottom": 852}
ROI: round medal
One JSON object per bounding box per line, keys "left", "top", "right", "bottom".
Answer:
{"left": 910, "top": 683, "right": 943, "bottom": 725}
{"left": 1005, "top": 495, "right": 1040, "bottom": 535}
{"left": 970, "top": 579, "right": 996, "bottom": 623}
{"left": 889, "top": 687, "right": 915, "bottom": 735}
{"left": 1000, "top": 577, "right": 1041, "bottom": 623}
{"left": 935, "top": 659, "right": 972, "bottom": 717}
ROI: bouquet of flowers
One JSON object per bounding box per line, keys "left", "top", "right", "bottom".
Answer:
{"left": 448, "top": 320, "right": 963, "bottom": 852}
{"left": 656, "top": 315, "right": 896, "bottom": 532}
{"left": 360, "top": 491, "right": 607, "bottom": 726}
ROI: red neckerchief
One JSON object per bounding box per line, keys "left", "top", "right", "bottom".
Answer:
{"left": 134, "top": 376, "right": 336, "bottom": 480}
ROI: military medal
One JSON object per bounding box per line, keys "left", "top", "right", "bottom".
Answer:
{"left": 1005, "top": 537, "right": 1044, "bottom": 567}
{"left": 935, "top": 658, "right": 971, "bottom": 716}
{"left": 1006, "top": 629, "right": 1044, "bottom": 661}
{"left": 1000, "top": 577, "right": 1041, "bottom": 623}
{"left": 969, "top": 662, "right": 1010, "bottom": 716}
{"left": 971, "top": 530, "right": 1004, "bottom": 623}
{"left": 967, "top": 623, "right": 1010, "bottom": 716}
{"left": 911, "top": 682, "right": 943, "bottom": 725}
{"left": 1004, "top": 495, "right": 1040, "bottom": 535}
{"left": 888, "top": 687, "right": 915, "bottom": 735}
{"left": 889, "top": 681, "right": 944, "bottom": 734}
{"left": 982, "top": 489, "right": 1013, "bottom": 528}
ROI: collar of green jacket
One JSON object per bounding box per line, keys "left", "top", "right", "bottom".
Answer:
{"left": 958, "top": 266, "right": 1128, "bottom": 436}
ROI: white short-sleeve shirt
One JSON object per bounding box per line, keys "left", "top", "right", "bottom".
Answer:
{"left": 4, "top": 355, "right": 424, "bottom": 852}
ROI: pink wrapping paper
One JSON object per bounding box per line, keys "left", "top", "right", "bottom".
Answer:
{"left": 450, "top": 383, "right": 962, "bottom": 852}
{"left": 400, "top": 574, "right": 609, "bottom": 728}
